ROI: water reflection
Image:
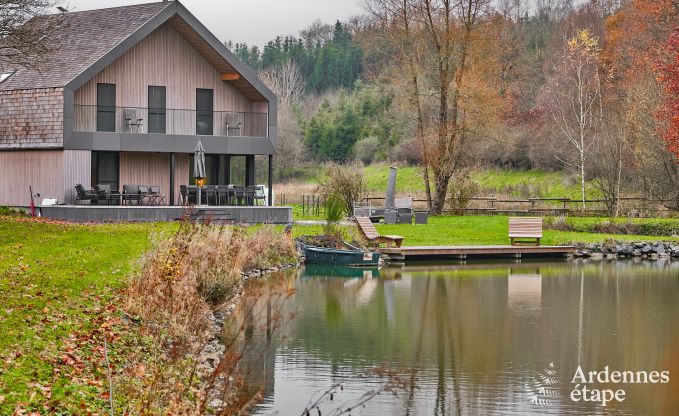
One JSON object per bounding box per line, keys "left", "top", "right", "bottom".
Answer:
{"left": 235, "top": 261, "right": 679, "bottom": 415}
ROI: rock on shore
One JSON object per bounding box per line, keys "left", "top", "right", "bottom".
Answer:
{"left": 573, "top": 241, "right": 679, "bottom": 259}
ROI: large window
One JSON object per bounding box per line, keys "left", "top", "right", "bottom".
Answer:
{"left": 91, "top": 151, "right": 119, "bottom": 191}
{"left": 96, "top": 83, "right": 116, "bottom": 132}
{"left": 196, "top": 88, "right": 213, "bottom": 135}
{"left": 148, "top": 86, "right": 166, "bottom": 134}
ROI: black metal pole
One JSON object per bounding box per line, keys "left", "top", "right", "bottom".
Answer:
{"left": 169, "top": 152, "right": 175, "bottom": 205}
{"left": 268, "top": 155, "right": 273, "bottom": 206}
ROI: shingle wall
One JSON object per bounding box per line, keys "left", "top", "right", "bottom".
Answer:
{"left": 0, "top": 88, "right": 64, "bottom": 148}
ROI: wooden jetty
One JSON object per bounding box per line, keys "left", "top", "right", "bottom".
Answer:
{"left": 378, "top": 245, "right": 575, "bottom": 262}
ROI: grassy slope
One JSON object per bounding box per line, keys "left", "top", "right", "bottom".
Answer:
{"left": 359, "top": 165, "right": 601, "bottom": 199}
{"left": 0, "top": 218, "right": 177, "bottom": 412}
{"left": 373, "top": 216, "right": 679, "bottom": 246}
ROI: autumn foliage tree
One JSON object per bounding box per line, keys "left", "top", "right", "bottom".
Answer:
{"left": 656, "top": 27, "right": 679, "bottom": 159}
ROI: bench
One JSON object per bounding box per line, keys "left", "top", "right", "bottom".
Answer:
{"left": 355, "top": 216, "right": 404, "bottom": 247}
{"left": 509, "top": 217, "right": 542, "bottom": 246}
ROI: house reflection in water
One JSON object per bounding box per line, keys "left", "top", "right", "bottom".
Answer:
{"left": 507, "top": 269, "right": 543, "bottom": 314}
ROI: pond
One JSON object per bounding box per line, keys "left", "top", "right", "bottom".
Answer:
{"left": 232, "top": 260, "right": 679, "bottom": 415}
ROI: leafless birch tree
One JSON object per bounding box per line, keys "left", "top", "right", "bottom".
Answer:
{"left": 541, "top": 29, "right": 603, "bottom": 209}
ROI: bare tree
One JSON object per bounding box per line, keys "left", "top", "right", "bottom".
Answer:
{"left": 364, "top": 0, "right": 432, "bottom": 208}
{"left": 0, "top": 0, "right": 66, "bottom": 73}
{"left": 259, "top": 61, "right": 308, "bottom": 179}
{"left": 592, "top": 110, "right": 629, "bottom": 216}
{"left": 540, "top": 29, "right": 603, "bottom": 209}
{"left": 259, "top": 60, "right": 306, "bottom": 108}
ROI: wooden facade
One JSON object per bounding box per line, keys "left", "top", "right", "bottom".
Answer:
{"left": 120, "top": 152, "right": 189, "bottom": 205}
{"left": 74, "top": 23, "right": 267, "bottom": 127}
{"left": 0, "top": 150, "right": 90, "bottom": 206}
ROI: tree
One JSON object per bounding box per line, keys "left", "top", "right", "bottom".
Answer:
{"left": 258, "top": 61, "right": 307, "bottom": 179}
{"left": 540, "top": 29, "right": 603, "bottom": 209}
{"left": 656, "top": 27, "right": 679, "bottom": 160}
{"left": 365, "top": 0, "right": 491, "bottom": 215}
{"left": 0, "top": 0, "right": 66, "bottom": 72}
{"left": 592, "top": 111, "right": 629, "bottom": 216}
{"left": 259, "top": 60, "right": 306, "bottom": 108}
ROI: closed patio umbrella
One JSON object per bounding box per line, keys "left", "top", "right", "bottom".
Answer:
{"left": 194, "top": 141, "right": 206, "bottom": 205}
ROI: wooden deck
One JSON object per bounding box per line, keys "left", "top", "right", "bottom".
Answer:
{"left": 40, "top": 205, "right": 292, "bottom": 224}
{"left": 379, "top": 245, "right": 575, "bottom": 261}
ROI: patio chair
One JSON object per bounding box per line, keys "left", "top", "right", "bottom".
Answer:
{"left": 180, "top": 185, "right": 188, "bottom": 205}
{"left": 245, "top": 186, "right": 257, "bottom": 206}
{"left": 124, "top": 109, "right": 144, "bottom": 133}
{"left": 95, "top": 184, "right": 120, "bottom": 205}
{"left": 138, "top": 186, "right": 150, "bottom": 205}
{"left": 225, "top": 113, "right": 242, "bottom": 136}
{"left": 253, "top": 185, "right": 267, "bottom": 206}
{"left": 233, "top": 187, "right": 246, "bottom": 206}
{"left": 122, "top": 185, "right": 143, "bottom": 205}
{"left": 75, "top": 184, "right": 98, "bottom": 204}
{"left": 149, "top": 186, "right": 166, "bottom": 205}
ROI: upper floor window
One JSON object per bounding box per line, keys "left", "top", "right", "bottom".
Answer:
{"left": 96, "top": 83, "right": 116, "bottom": 132}
{"left": 196, "top": 88, "right": 213, "bottom": 136}
{"left": 148, "top": 86, "right": 166, "bottom": 134}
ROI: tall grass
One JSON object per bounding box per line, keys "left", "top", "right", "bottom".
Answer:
{"left": 121, "top": 221, "right": 297, "bottom": 414}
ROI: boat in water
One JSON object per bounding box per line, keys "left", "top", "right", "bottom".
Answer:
{"left": 301, "top": 243, "right": 381, "bottom": 267}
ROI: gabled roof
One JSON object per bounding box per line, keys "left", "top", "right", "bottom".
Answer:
{"left": 0, "top": 1, "right": 275, "bottom": 103}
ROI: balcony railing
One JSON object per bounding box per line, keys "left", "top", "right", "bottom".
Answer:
{"left": 74, "top": 105, "right": 268, "bottom": 137}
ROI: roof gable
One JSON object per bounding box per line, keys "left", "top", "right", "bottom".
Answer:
{"left": 1, "top": 1, "right": 275, "bottom": 104}
{"left": 0, "top": 2, "right": 170, "bottom": 91}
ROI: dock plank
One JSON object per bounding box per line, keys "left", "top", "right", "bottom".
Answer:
{"left": 379, "top": 245, "right": 574, "bottom": 260}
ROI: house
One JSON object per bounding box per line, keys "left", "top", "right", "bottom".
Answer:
{"left": 0, "top": 1, "right": 277, "bottom": 211}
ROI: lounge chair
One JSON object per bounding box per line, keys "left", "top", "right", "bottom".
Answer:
{"left": 355, "top": 216, "right": 404, "bottom": 247}
{"left": 95, "top": 184, "right": 119, "bottom": 205}
{"left": 75, "top": 184, "right": 98, "bottom": 204}
{"left": 509, "top": 217, "right": 542, "bottom": 246}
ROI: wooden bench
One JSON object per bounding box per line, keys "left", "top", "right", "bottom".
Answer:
{"left": 355, "top": 216, "right": 404, "bottom": 247}
{"left": 509, "top": 217, "right": 542, "bottom": 246}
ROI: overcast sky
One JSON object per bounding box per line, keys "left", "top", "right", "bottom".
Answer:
{"left": 60, "top": 0, "right": 365, "bottom": 47}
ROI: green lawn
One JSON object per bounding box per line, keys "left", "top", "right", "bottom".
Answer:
{"left": 0, "top": 217, "right": 177, "bottom": 413}
{"left": 373, "top": 215, "right": 679, "bottom": 246}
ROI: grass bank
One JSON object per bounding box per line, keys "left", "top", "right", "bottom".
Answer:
{"left": 372, "top": 216, "right": 679, "bottom": 246}
{"left": 0, "top": 217, "right": 177, "bottom": 413}
{"left": 0, "top": 217, "right": 297, "bottom": 414}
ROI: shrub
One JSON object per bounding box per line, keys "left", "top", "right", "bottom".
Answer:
{"left": 446, "top": 173, "right": 480, "bottom": 215}
{"left": 316, "top": 162, "right": 367, "bottom": 216}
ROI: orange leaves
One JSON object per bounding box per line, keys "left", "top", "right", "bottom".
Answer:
{"left": 655, "top": 28, "right": 679, "bottom": 159}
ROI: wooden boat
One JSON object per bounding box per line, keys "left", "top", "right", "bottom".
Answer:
{"left": 301, "top": 243, "right": 380, "bottom": 267}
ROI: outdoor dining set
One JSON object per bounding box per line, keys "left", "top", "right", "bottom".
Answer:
{"left": 75, "top": 183, "right": 267, "bottom": 206}
{"left": 179, "top": 185, "right": 267, "bottom": 206}
{"left": 75, "top": 184, "right": 167, "bottom": 205}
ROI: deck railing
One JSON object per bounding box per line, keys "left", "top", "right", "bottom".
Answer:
{"left": 74, "top": 105, "right": 268, "bottom": 137}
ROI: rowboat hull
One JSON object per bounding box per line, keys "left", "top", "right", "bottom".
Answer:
{"left": 302, "top": 245, "right": 380, "bottom": 267}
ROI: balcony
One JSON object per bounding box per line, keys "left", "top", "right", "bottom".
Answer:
{"left": 74, "top": 105, "right": 268, "bottom": 137}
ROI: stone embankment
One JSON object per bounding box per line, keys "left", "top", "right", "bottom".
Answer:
{"left": 573, "top": 241, "right": 679, "bottom": 260}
